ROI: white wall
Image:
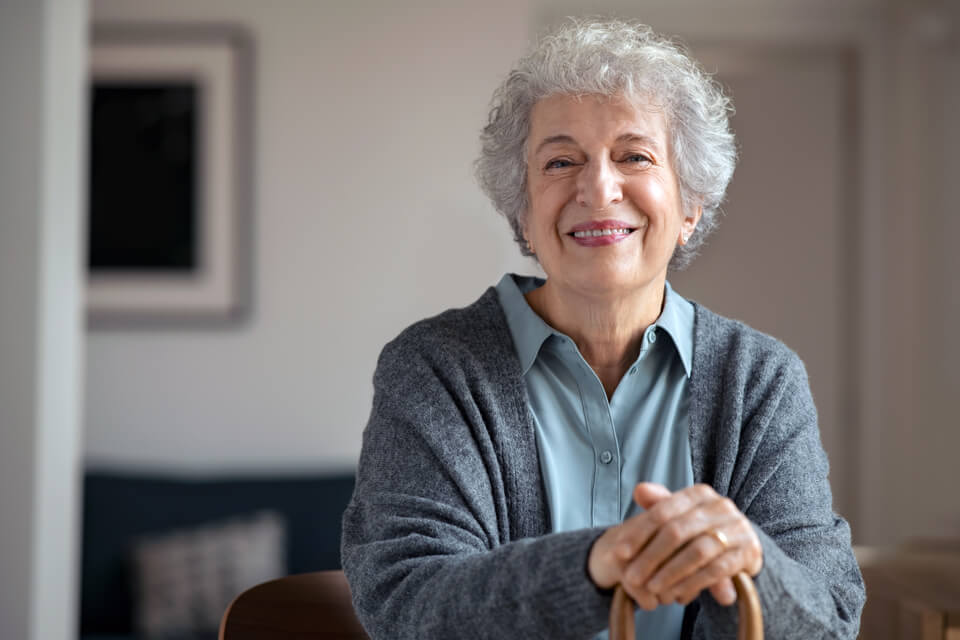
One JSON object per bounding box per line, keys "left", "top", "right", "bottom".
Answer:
{"left": 0, "top": 1, "right": 87, "bottom": 638}
{"left": 86, "top": 0, "right": 535, "bottom": 471}
{"left": 86, "top": 0, "right": 960, "bottom": 545}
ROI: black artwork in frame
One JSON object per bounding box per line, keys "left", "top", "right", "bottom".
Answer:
{"left": 88, "top": 82, "right": 199, "bottom": 272}
{"left": 86, "top": 25, "right": 254, "bottom": 327}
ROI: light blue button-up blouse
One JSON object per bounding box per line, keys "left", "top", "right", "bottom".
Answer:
{"left": 495, "top": 273, "right": 695, "bottom": 640}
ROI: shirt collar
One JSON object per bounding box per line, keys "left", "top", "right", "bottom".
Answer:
{"left": 656, "top": 280, "right": 695, "bottom": 378}
{"left": 495, "top": 273, "right": 695, "bottom": 377}
{"left": 495, "top": 273, "right": 555, "bottom": 374}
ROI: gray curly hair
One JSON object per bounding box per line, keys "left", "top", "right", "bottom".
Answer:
{"left": 475, "top": 18, "right": 737, "bottom": 270}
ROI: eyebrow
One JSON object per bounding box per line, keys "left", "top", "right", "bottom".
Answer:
{"left": 533, "top": 134, "right": 577, "bottom": 154}
{"left": 616, "top": 133, "right": 661, "bottom": 151}
{"left": 533, "top": 132, "right": 662, "bottom": 155}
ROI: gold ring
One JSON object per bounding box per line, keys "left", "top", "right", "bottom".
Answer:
{"left": 708, "top": 529, "right": 729, "bottom": 549}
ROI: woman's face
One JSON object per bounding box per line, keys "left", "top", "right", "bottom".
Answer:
{"left": 524, "top": 93, "right": 699, "bottom": 301}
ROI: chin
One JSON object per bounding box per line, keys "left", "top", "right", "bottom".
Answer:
{"left": 568, "top": 270, "right": 652, "bottom": 298}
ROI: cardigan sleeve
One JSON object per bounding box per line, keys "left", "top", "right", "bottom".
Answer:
{"left": 692, "top": 350, "right": 865, "bottom": 640}
{"left": 340, "top": 336, "right": 612, "bottom": 640}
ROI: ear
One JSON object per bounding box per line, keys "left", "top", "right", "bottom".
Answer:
{"left": 678, "top": 205, "right": 703, "bottom": 245}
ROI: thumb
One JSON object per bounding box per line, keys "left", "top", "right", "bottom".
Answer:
{"left": 633, "top": 482, "right": 672, "bottom": 509}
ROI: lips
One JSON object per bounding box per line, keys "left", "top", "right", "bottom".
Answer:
{"left": 567, "top": 219, "right": 639, "bottom": 246}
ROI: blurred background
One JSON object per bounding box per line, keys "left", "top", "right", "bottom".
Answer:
{"left": 2, "top": 0, "right": 958, "bottom": 638}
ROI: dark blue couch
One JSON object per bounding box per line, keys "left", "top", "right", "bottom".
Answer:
{"left": 79, "top": 469, "right": 356, "bottom": 640}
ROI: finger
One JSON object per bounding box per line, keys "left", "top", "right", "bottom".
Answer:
{"left": 626, "top": 585, "right": 660, "bottom": 612}
{"left": 633, "top": 482, "right": 672, "bottom": 509}
{"left": 709, "top": 579, "right": 738, "bottom": 607}
{"left": 588, "top": 518, "right": 663, "bottom": 590}
{"left": 645, "top": 508, "right": 750, "bottom": 595}
{"left": 587, "top": 528, "right": 627, "bottom": 589}
{"left": 645, "top": 523, "right": 732, "bottom": 595}
{"left": 623, "top": 485, "right": 725, "bottom": 587}
{"left": 663, "top": 554, "right": 739, "bottom": 606}
{"left": 615, "top": 484, "right": 715, "bottom": 568}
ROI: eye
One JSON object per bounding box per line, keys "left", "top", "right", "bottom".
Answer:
{"left": 545, "top": 158, "right": 576, "bottom": 170}
{"left": 622, "top": 153, "right": 652, "bottom": 165}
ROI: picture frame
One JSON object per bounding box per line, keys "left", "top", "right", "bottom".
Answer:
{"left": 86, "top": 25, "right": 253, "bottom": 327}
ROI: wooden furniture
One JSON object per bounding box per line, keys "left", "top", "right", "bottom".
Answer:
{"left": 219, "top": 570, "right": 369, "bottom": 640}
{"left": 857, "top": 544, "right": 960, "bottom": 640}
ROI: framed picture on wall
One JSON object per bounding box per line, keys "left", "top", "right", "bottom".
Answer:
{"left": 87, "top": 25, "right": 253, "bottom": 327}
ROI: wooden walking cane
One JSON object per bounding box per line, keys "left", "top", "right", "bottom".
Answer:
{"left": 609, "top": 572, "right": 763, "bottom": 640}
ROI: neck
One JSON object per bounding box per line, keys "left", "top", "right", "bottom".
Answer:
{"left": 525, "top": 277, "right": 666, "bottom": 397}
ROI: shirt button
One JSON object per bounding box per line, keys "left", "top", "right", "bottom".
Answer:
{"left": 599, "top": 450, "right": 613, "bottom": 464}
{"left": 647, "top": 331, "right": 657, "bottom": 344}
{"left": 629, "top": 366, "right": 637, "bottom": 375}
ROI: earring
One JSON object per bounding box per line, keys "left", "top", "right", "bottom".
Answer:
{"left": 525, "top": 239, "right": 535, "bottom": 254}
{"left": 681, "top": 231, "right": 690, "bottom": 244}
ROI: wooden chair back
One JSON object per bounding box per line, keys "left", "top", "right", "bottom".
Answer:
{"left": 219, "top": 570, "right": 369, "bottom": 639}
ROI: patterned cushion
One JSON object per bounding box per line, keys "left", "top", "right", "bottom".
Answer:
{"left": 132, "top": 511, "right": 286, "bottom": 638}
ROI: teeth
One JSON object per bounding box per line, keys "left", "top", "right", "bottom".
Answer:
{"left": 572, "top": 228, "right": 632, "bottom": 238}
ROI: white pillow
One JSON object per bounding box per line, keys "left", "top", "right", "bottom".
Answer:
{"left": 133, "top": 511, "right": 286, "bottom": 638}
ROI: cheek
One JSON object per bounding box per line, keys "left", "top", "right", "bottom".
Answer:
{"left": 636, "top": 181, "right": 684, "bottom": 229}
{"left": 644, "top": 181, "right": 671, "bottom": 211}
{"left": 528, "top": 189, "right": 569, "bottom": 236}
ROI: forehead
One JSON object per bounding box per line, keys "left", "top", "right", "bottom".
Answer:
{"left": 528, "top": 93, "right": 670, "bottom": 151}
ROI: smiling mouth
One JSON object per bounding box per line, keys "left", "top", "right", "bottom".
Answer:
{"left": 570, "top": 227, "right": 635, "bottom": 238}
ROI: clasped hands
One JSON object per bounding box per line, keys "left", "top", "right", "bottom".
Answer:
{"left": 588, "top": 483, "right": 763, "bottom": 609}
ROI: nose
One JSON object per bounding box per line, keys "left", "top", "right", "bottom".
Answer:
{"left": 576, "top": 157, "right": 623, "bottom": 210}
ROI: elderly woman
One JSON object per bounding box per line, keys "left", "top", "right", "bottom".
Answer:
{"left": 341, "top": 18, "right": 864, "bottom": 640}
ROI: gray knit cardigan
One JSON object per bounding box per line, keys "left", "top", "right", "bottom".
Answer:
{"left": 341, "top": 288, "right": 864, "bottom": 639}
